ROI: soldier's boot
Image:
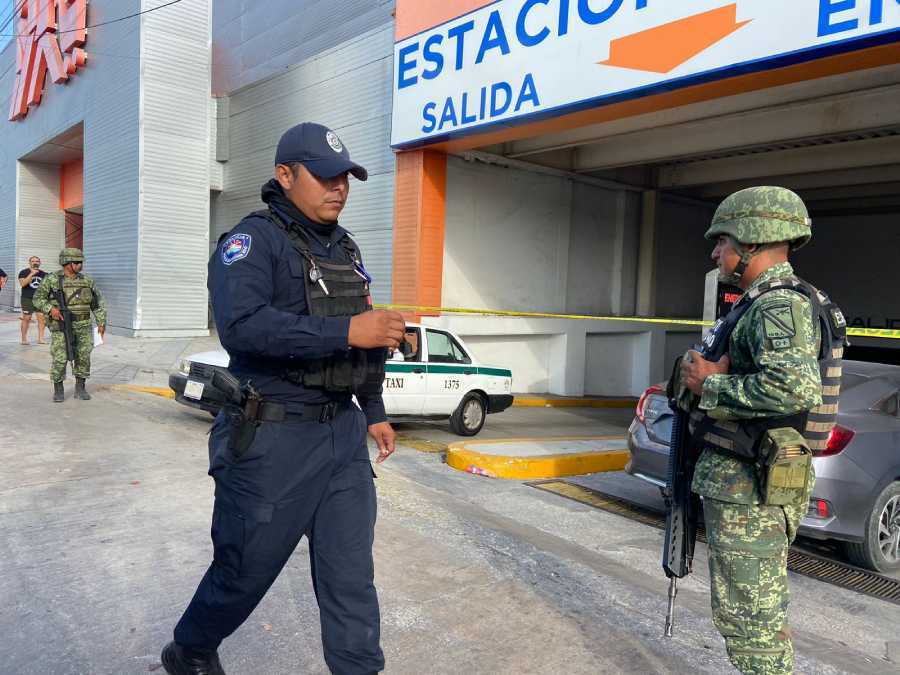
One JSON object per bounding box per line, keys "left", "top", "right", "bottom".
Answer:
{"left": 53, "top": 382, "right": 64, "bottom": 403}
{"left": 161, "top": 641, "right": 225, "bottom": 675}
{"left": 74, "top": 377, "right": 91, "bottom": 400}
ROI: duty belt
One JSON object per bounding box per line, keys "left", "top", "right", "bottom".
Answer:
{"left": 241, "top": 399, "right": 349, "bottom": 424}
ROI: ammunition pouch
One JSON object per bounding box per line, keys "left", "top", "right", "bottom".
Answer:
{"left": 282, "top": 349, "right": 381, "bottom": 393}
{"left": 759, "top": 428, "right": 812, "bottom": 507}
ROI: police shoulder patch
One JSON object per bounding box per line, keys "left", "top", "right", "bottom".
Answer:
{"left": 762, "top": 303, "right": 796, "bottom": 341}
{"left": 221, "top": 233, "right": 251, "bottom": 265}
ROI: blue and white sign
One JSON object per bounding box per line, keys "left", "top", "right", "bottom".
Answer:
{"left": 391, "top": 0, "right": 900, "bottom": 148}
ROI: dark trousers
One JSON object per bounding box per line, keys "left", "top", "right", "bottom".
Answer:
{"left": 174, "top": 404, "right": 383, "bottom": 675}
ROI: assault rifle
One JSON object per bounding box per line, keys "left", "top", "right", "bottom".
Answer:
{"left": 50, "top": 284, "right": 76, "bottom": 363}
{"left": 661, "top": 360, "right": 701, "bottom": 638}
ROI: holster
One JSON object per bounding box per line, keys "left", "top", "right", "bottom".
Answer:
{"left": 223, "top": 391, "right": 262, "bottom": 459}
{"left": 759, "top": 427, "right": 812, "bottom": 507}
{"left": 224, "top": 405, "right": 258, "bottom": 458}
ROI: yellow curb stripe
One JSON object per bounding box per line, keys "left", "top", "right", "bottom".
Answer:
{"left": 447, "top": 435, "right": 630, "bottom": 480}
{"left": 513, "top": 397, "right": 636, "bottom": 409}
{"left": 107, "top": 384, "right": 176, "bottom": 399}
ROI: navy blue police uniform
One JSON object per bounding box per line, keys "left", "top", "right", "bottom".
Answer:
{"left": 168, "top": 124, "right": 386, "bottom": 675}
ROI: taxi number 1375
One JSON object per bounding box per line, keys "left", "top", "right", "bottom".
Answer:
{"left": 443, "top": 379, "right": 460, "bottom": 390}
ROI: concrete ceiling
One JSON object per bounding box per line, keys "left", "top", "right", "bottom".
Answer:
{"left": 20, "top": 123, "right": 84, "bottom": 165}
{"left": 474, "top": 63, "right": 900, "bottom": 206}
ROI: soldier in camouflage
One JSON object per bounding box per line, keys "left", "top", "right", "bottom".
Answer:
{"left": 33, "top": 248, "right": 107, "bottom": 402}
{"left": 679, "top": 187, "right": 822, "bottom": 674}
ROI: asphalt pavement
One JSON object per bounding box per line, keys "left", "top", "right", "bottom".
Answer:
{"left": 1, "top": 311, "right": 898, "bottom": 674}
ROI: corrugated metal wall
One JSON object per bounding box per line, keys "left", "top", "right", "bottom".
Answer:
{"left": 135, "top": 0, "right": 212, "bottom": 334}
{"left": 211, "top": 0, "right": 395, "bottom": 95}
{"left": 15, "top": 163, "right": 67, "bottom": 303}
{"left": 213, "top": 22, "right": 396, "bottom": 303}
{"left": 0, "top": 0, "right": 143, "bottom": 326}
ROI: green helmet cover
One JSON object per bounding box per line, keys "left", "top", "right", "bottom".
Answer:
{"left": 705, "top": 186, "right": 811, "bottom": 251}
{"left": 59, "top": 247, "right": 84, "bottom": 266}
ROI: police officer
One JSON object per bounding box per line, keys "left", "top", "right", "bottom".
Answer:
{"left": 161, "top": 123, "right": 405, "bottom": 675}
{"left": 677, "top": 187, "right": 845, "bottom": 674}
{"left": 33, "top": 248, "right": 107, "bottom": 402}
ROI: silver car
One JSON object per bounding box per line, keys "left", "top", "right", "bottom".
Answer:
{"left": 625, "top": 360, "right": 900, "bottom": 573}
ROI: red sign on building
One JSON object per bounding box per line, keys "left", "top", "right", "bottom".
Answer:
{"left": 8, "top": 0, "right": 89, "bottom": 122}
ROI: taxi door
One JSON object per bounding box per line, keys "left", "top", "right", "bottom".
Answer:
{"left": 423, "top": 328, "right": 474, "bottom": 415}
{"left": 383, "top": 327, "right": 426, "bottom": 415}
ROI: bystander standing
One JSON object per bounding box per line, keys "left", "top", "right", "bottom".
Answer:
{"left": 18, "top": 256, "right": 48, "bottom": 345}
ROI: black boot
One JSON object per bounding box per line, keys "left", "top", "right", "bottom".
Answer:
{"left": 161, "top": 641, "right": 225, "bottom": 675}
{"left": 53, "top": 382, "right": 64, "bottom": 403}
{"left": 74, "top": 377, "right": 91, "bottom": 400}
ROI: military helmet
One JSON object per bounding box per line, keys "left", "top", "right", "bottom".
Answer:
{"left": 59, "top": 247, "right": 84, "bottom": 266}
{"left": 705, "top": 186, "right": 811, "bottom": 251}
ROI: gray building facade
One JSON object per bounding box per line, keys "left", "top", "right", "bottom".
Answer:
{"left": 0, "top": 0, "right": 396, "bottom": 337}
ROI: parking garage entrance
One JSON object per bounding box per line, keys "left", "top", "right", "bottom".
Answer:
{"left": 389, "top": 2, "right": 900, "bottom": 395}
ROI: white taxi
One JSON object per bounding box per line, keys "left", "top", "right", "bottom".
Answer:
{"left": 169, "top": 323, "right": 513, "bottom": 436}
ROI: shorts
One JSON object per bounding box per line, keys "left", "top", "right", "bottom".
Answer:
{"left": 21, "top": 297, "right": 40, "bottom": 314}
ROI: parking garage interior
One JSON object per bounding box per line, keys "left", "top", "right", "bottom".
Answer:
{"left": 440, "top": 61, "right": 900, "bottom": 374}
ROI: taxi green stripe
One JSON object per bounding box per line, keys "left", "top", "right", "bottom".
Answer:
{"left": 384, "top": 363, "right": 511, "bottom": 378}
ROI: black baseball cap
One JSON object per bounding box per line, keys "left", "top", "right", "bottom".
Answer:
{"left": 274, "top": 122, "right": 368, "bottom": 181}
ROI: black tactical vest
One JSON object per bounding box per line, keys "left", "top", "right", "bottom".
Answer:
{"left": 249, "top": 209, "right": 384, "bottom": 394}
{"left": 689, "top": 276, "right": 847, "bottom": 460}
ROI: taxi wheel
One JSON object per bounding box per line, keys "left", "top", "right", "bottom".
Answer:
{"left": 450, "top": 393, "right": 486, "bottom": 436}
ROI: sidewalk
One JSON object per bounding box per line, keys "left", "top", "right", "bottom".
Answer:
{"left": 0, "top": 310, "right": 221, "bottom": 389}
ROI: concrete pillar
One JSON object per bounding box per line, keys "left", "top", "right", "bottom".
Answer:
{"left": 636, "top": 190, "right": 659, "bottom": 317}
{"left": 548, "top": 326, "right": 586, "bottom": 397}
{"left": 630, "top": 330, "right": 667, "bottom": 394}
{"left": 393, "top": 150, "right": 447, "bottom": 318}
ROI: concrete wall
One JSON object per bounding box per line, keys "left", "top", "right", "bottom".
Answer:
{"left": 653, "top": 197, "right": 716, "bottom": 319}
{"left": 795, "top": 211, "right": 900, "bottom": 333}
{"left": 443, "top": 156, "right": 641, "bottom": 316}
{"left": 423, "top": 314, "right": 699, "bottom": 396}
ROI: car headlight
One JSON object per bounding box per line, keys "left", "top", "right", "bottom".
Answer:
{"left": 178, "top": 358, "right": 191, "bottom": 375}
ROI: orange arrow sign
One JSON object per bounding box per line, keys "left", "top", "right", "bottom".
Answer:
{"left": 599, "top": 4, "right": 751, "bottom": 74}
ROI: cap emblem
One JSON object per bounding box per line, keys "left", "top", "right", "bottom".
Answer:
{"left": 325, "top": 130, "right": 343, "bottom": 153}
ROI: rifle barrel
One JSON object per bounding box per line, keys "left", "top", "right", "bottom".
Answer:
{"left": 665, "top": 577, "right": 677, "bottom": 638}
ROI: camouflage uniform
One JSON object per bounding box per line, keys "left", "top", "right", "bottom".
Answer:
{"left": 691, "top": 188, "right": 821, "bottom": 675}
{"left": 33, "top": 255, "right": 107, "bottom": 384}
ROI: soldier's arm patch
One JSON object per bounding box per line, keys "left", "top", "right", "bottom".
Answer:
{"left": 762, "top": 304, "right": 796, "bottom": 349}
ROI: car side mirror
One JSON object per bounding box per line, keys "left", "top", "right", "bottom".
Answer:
{"left": 389, "top": 350, "right": 405, "bottom": 362}
{"left": 399, "top": 340, "right": 413, "bottom": 358}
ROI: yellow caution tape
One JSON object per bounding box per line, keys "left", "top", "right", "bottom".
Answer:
{"left": 375, "top": 303, "right": 708, "bottom": 327}
{"left": 374, "top": 304, "right": 900, "bottom": 339}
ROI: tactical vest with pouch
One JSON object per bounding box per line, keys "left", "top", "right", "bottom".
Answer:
{"left": 49, "top": 272, "right": 94, "bottom": 328}
{"left": 687, "top": 276, "right": 847, "bottom": 460}
{"left": 248, "top": 209, "right": 384, "bottom": 394}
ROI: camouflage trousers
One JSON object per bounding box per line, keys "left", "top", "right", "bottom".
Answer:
{"left": 704, "top": 472, "right": 814, "bottom": 675}
{"left": 49, "top": 323, "right": 93, "bottom": 382}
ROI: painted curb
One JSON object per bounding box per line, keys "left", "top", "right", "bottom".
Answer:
{"left": 446, "top": 435, "right": 630, "bottom": 480}
{"left": 513, "top": 397, "right": 636, "bottom": 409}
{"left": 106, "top": 384, "right": 175, "bottom": 399}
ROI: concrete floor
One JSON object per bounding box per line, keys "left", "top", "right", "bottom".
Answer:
{"left": 1, "top": 312, "right": 898, "bottom": 674}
